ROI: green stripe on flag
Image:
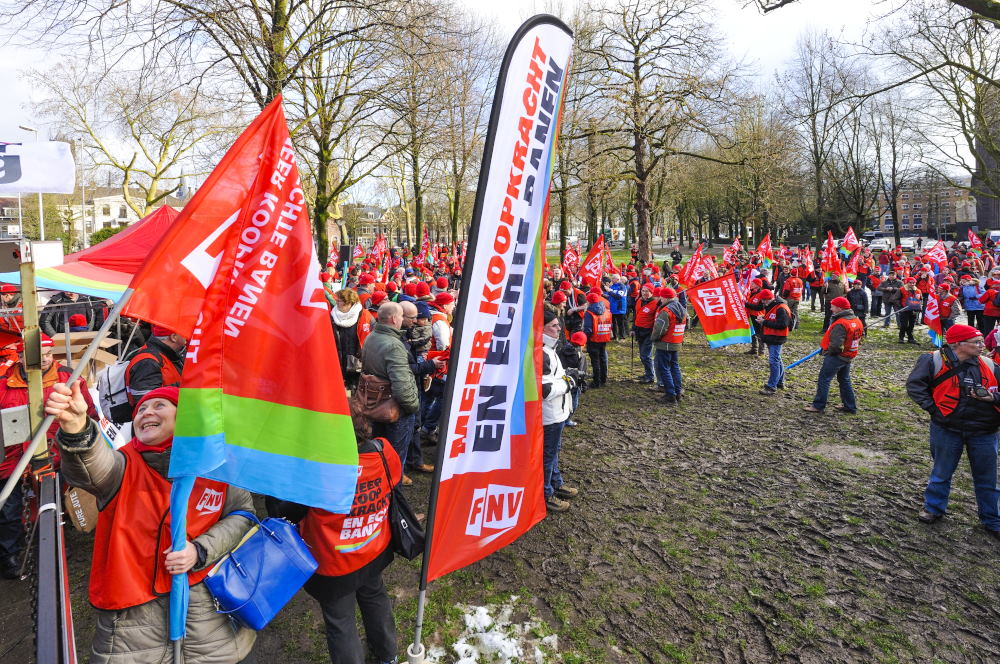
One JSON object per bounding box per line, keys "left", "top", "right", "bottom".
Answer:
{"left": 176, "top": 388, "right": 357, "bottom": 465}
{"left": 707, "top": 328, "right": 753, "bottom": 341}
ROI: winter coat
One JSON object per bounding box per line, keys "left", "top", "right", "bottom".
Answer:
{"left": 962, "top": 283, "right": 985, "bottom": 311}
{"left": 822, "top": 277, "right": 845, "bottom": 304}
{"left": 604, "top": 283, "right": 628, "bottom": 315}
{"left": 541, "top": 337, "right": 571, "bottom": 425}
{"left": 878, "top": 278, "right": 904, "bottom": 306}
{"left": 361, "top": 322, "right": 419, "bottom": 414}
{"left": 651, "top": 300, "right": 687, "bottom": 351}
{"left": 760, "top": 297, "right": 792, "bottom": 346}
{"left": 845, "top": 288, "right": 869, "bottom": 316}
{"left": 40, "top": 292, "right": 104, "bottom": 336}
{"left": 55, "top": 420, "right": 256, "bottom": 664}
{"left": 907, "top": 351, "right": 1000, "bottom": 433}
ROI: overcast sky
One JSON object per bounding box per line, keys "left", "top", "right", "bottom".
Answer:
{"left": 0, "top": 0, "right": 883, "bottom": 143}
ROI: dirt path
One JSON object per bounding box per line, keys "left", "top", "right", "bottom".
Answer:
{"left": 2, "top": 310, "right": 999, "bottom": 663}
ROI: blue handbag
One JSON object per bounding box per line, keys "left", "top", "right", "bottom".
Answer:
{"left": 203, "top": 510, "right": 318, "bottom": 630}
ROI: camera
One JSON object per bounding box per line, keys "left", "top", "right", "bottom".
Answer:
{"left": 971, "top": 385, "right": 992, "bottom": 399}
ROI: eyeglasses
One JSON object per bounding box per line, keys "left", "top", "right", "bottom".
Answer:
{"left": 961, "top": 339, "right": 986, "bottom": 346}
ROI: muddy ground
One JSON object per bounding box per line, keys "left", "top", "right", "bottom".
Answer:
{"left": 3, "top": 308, "right": 1000, "bottom": 663}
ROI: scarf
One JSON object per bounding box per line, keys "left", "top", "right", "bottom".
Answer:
{"left": 131, "top": 435, "right": 174, "bottom": 453}
{"left": 331, "top": 302, "right": 362, "bottom": 327}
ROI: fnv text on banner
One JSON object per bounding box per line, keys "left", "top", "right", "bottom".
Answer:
{"left": 428, "top": 16, "right": 574, "bottom": 583}
{"left": 0, "top": 141, "right": 75, "bottom": 194}
{"left": 687, "top": 273, "right": 753, "bottom": 348}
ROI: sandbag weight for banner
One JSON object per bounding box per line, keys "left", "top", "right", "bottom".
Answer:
{"left": 338, "top": 244, "right": 351, "bottom": 265}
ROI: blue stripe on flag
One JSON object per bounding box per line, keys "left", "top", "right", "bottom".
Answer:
{"left": 172, "top": 436, "right": 358, "bottom": 513}
{"left": 707, "top": 334, "right": 753, "bottom": 348}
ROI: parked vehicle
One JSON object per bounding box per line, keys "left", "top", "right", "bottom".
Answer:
{"left": 869, "top": 238, "right": 891, "bottom": 251}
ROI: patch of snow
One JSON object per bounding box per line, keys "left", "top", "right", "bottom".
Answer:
{"left": 424, "top": 595, "right": 560, "bottom": 664}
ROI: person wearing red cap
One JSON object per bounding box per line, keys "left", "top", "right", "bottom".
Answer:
{"left": 979, "top": 278, "right": 1000, "bottom": 334}
{"left": 651, "top": 287, "right": 686, "bottom": 404}
{"left": 124, "top": 324, "right": 186, "bottom": 413}
{"left": 745, "top": 279, "right": 766, "bottom": 356}
{"left": 45, "top": 383, "right": 258, "bottom": 659}
{"left": 936, "top": 283, "right": 960, "bottom": 336}
{"left": 820, "top": 273, "right": 846, "bottom": 333}
{"left": 804, "top": 296, "right": 863, "bottom": 414}
{"left": 583, "top": 290, "right": 612, "bottom": 387}
{"left": 0, "top": 334, "right": 97, "bottom": 579}
{"left": 0, "top": 284, "right": 22, "bottom": 335}
{"left": 779, "top": 270, "right": 804, "bottom": 330}
{"left": 898, "top": 280, "right": 923, "bottom": 344}
{"left": 878, "top": 271, "right": 904, "bottom": 329}
{"left": 758, "top": 290, "right": 791, "bottom": 395}
{"left": 632, "top": 283, "right": 659, "bottom": 384}
{"left": 557, "top": 331, "right": 589, "bottom": 427}
{"left": 906, "top": 324, "right": 1000, "bottom": 538}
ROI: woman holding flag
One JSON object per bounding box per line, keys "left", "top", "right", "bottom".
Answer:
{"left": 44, "top": 383, "right": 257, "bottom": 664}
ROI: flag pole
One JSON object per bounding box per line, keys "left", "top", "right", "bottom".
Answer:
{"left": 0, "top": 287, "right": 134, "bottom": 512}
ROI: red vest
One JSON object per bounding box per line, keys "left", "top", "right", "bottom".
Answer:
{"left": 763, "top": 302, "right": 791, "bottom": 338}
{"left": 125, "top": 347, "right": 183, "bottom": 405}
{"left": 89, "top": 445, "right": 228, "bottom": 610}
{"left": 658, "top": 306, "right": 686, "bottom": 344}
{"left": 587, "top": 308, "right": 613, "bottom": 343}
{"left": 357, "top": 309, "right": 374, "bottom": 347}
{"left": 299, "top": 440, "right": 401, "bottom": 577}
{"left": 931, "top": 353, "right": 1000, "bottom": 418}
{"left": 782, "top": 277, "right": 803, "bottom": 301}
{"left": 634, "top": 299, "right": 658, "bottom": 329}
{"left": 939, "top": 294, "right": 958, "bottom": 319}
{"left": 821, "top": 316, "right": 864, "bottom": 359}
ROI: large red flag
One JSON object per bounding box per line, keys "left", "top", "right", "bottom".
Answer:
{"left": 562, "top": 245, "right": 579, "bottom": 275}
{"left": 925, "top": 240, "right": 948, "bottom": 268}
{"left": 578, "top": 236, "right": 605, "bottom": 285}
{"left": 676, "top": 243, "right": 704, "bottom": 289}
{"left": 687, "top": 273, "right": 753, "bottom": 347}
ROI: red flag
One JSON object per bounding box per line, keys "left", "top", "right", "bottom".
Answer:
{"left": 687, "top": 273, "right": 753, "bottom": 347}
{"left": 925, "top": 293, "right": 943, "bottom": 344}
{"left": 677, "top": 243, "right": 704, "bottom": 289}
{"left": 702, "top": 255, "right": 719, "bottom": 280}
{"left": 603, "top": 246, "right": 615, "bottom": 273}
{"left": 562, "top": 246, "right": 579, "bottom": 275}
{"left": 841, "top": 226, "right": 860, "bottom": 254}
{"left": 969, "top": 230, "right": 984, "bottom": 254}
{"left": 352, "top": 244, "right": 364, "bottom": 260}
{"left": 578, "top": 236, "right": 605, "bottom": 285}
{"left": 925, "top": 240, "right": 948, "bottom": 268}
{"left": 722, "top": 237, "right": 741, "bottom": 266}
{"left": 821, "top": 231, "right": 840, "bottom": 276}
{"left": 756, "top": 233, "right": 774, "bottom": 267}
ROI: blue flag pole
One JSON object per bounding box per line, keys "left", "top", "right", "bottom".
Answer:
{"left": 169, "top": 475, "right": 197, "bottom": 660}
{"left": 784, "top": 347, "right": 821, "bottom": 372}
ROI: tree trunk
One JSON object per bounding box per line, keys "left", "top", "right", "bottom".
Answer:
{"left": 634, "top": 130, "right": 651, "bottom": 263}
{"left": 265, "top": 0, "right": 289, "bottom": 105}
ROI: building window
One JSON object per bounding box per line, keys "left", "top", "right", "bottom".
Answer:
{"left": 914, "top": 214, "right": 922, "bottom": 222}
{"left": 902, "top": 214, "right": 909, "bottom": 221}
{"left": 902, "top": 204, "right": 909, "bottom": 210}
{"left": 914, "top": 223, "right": 922, "bottom": 229}
{"left": 944, "top": 215, "right": 951, "bottom": 223}
{"left": 913, "top": 203, "right": 922, "bottom": 209}
{"left": 902, "top": 193, "right": 910, "bottom": 199}
{"left": 118, "top": 205, "right": 127, "bottom": 218}
{"left": 102, "top": 205, "right": 111, "bottom": 216}
{"left": 902, "top": 224, "right": 910, "bottom": 230}
{"left": 885, "top": 224, "right": 895, "bottom": 230}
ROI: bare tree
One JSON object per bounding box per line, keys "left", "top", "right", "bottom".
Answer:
{"left": 747, "top": 0, "right": 1000, "bottom": 24}
{"left": 869, "top": 91, "right": 921, "bottom": 246}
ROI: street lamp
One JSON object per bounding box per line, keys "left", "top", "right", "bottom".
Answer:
{"left": 18, "top": 125, "right": 44, "bottom": 241}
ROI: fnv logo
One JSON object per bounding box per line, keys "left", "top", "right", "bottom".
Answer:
{"left": 195, "top": 487, "right": 225, "bottom": 514}
{"left": 466, "top": 484, "right": 523, "bottom": 544}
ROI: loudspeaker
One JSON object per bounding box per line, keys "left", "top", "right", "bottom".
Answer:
{"left": 338, "top": 245, "right": 350, "bottom": 264}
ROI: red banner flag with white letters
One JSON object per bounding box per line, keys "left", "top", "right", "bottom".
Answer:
{"left": 562, "top": 246, "right": 579, "bottom": 275}
{"left": 687, "top": 273, "right": 753, "bottom": 347}
{"left": 578, "top": 235, "right": 605, "bottom": 285}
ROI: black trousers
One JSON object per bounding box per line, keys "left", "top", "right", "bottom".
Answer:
{"left": 305, "top": 556, "right": 397, "bottom": 664}
{"left": 611, "top": 313, "right": 627, "bottom": 340}
{"left": 968, "top": 310, "right": 986, "bottom": 333}
{"left": 587, "top": 341, "right": 608, "bottom": 386}
{"left": 899, "top": 310, "right": 917, "bottom": 341}
{"left": 0, "top": 481, "right": 22, "bottom": 560}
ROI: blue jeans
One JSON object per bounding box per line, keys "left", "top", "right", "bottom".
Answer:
{"left": 637, "top": 331, "right": 654, "bottom": 381}
{"left": 811, "top": 355, "right": 855, "bottom": 412}
{"left": 543, "top": 421, "right": 566, "bottom": 498}
{"left": 373, "top": 412, "right": 416, "bottom": 470}
{"left": 654, "top": 349, "right": 682, "bottom": 396}
{"left": 766, "top": 343, "right": 784, "bottom": 389}
{"left": 924, "top": 423, "right": 1000, "bottom": 529}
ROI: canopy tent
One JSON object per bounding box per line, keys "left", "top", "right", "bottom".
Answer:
{"left": 0, "top": 206, "right": 178, "bottom": 301}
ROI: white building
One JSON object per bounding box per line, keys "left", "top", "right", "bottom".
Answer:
{"left": 58, "top": 187, "right": 187, "bottom": 247}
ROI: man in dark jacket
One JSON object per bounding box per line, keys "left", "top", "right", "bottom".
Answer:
{"left": 361, "top": 302, "right": 420, "bottom": 479}
{"left": 400, "top": 300, "right": 444, "bottom": 475}
{"left": 651, "top": 287, "right": 686, "bottom": 404}
{"left": 804, "top": 297, "right": 864, "bottom": 414}
{"left": 878, "top": 272, "right": 904, "bottom": 328}
{"left": 40, "top": 290, "right": 108, "bottom": 336}
{"left": 906, "top": 324, "right": 1000, "bottom": 537}
{"left": 821, "top": 275, "right": 846, "bottom": 332}
{"left": 583, "top": 291, "right": 611, "bottom": 387}
{"left": 632, "top": 284, "right": 659, "bottom": 384}
{"left": 758, "top": 290, "right": 791, "bottom": 395}
{"left": 845, "top": 280, "right": 869, "bottom": 335}
{"left": 124, "top": 325, "right": 186, "bottom": 407}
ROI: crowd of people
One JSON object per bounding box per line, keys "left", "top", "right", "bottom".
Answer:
{"left": 3, "top": 234, "right": 1000, "bottom": 662}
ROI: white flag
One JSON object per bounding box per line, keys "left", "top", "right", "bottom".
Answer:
{"left": 0, "top": 141, "right": 76, "bottom": 194}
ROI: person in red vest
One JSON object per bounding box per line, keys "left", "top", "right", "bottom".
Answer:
{"left": 937, "top": 283, "right": 960, "bottom": 336}
{"left": 979, "top": 278, "right": 1000, "bottom": 334}
{"left": 45, "top": 384, "right": 256, "bottom": 662}
{"left": 583, "top": 290, "right": 612, "bottom": 388}
{"left": 292, "top": 409, "right": 401, "bottom": 664}
{"left": 745, "top": 279, "right": 766, "bottom": 356}
{"left": 125, "top": 324, "right": 186, "bottom": 407}
{"left": 651, "top": 287, "right": 686, "bottom": 405}
{"left": 780, "top": 272, "right": 804, "bottom": 330}
{"left": 804, "top": 296, "right": 864, "bottom": 414}
{"left": 0, "top": 334, "right": 96, "bottom": 579}
{"left": 0, "top": 284, "right": 22, "bottom": 334}
{"left": 632, "top": 283, "right": 659, "bottom": 384}
{"left": 758, "top": 290, "right": 791, "bottom": 395}
{"left": 906, "top": 324, "right": 1000, "bottom": 538}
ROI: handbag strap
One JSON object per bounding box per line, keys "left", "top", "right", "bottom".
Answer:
{"left": 371, "top": 438, "right": 398, "bottom": 492}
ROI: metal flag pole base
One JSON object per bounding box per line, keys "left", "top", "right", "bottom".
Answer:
{"left": 174, "top": 638, "right": 184, "bottom": 663}
{"left": 0, "top": 287, "right": 135, "bottom": 512}
{"left": 409, "top": 587, "right": 429, "bottom": 664}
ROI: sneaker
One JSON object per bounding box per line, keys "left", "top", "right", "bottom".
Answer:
{"left": 918, "top": 509, "right": 943, "bottom": 524}
{"left": 0, "top": 554, "right": 20, "bottom": 580}
{"left": 987, "top": 529, "right": 1000, "bottom": 541}
{"left": 833, "top": 405, "right": 857, "bottom": 414}
{"left": 661, "top": 394, "right": 677, "bottom": 404}
{"left": 565, "top": 419, "right": 578, "bottom": 427}
{"left": 555, "top": 485, "right": 579, "bottom": 499}
{"left": 546, "top": 495, "right": 571, "bottom": 512}
{"left": 402, "top": 475, "right": 413, "bottom": 486}
{"left": 759, "top": 387, "right": 776, "bottom": 395}
{"left": 637, "top": 376, "right": 654, "bottom": 384}
{"left": 410, "top": 464, "right": 435, "bottom": 473}
{"left": 802, "top": 405, "right": 823, "bottom": 413}
{"left": 674, "top": 392, "right": 683, "bottom": 403}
